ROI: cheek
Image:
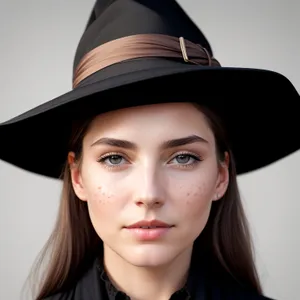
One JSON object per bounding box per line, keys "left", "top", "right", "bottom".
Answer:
{"left": 185, "top": 182, "right": 209, "bottom": 202}
{"left": 176, "top": 181, "right": 215, "bottom": 241}
{"left": 85, "top": 182, "right": 124, "bottom": 240}
{"left": 82, "top": 172, "right": 124, "bottom": 228}
{"left": 177, "top": 181, "right": 213, "bottom": 203}
{"left": 82, "top": 164, "right": 124, "bottom": 206}
{"left": 87, "top": 182, "right": 121, "bottom": 215}
{"left": 173, "top": 178, "right": 215, "bottom": 220}
{"left": 82, "top": 168, "right": 134, "bottom": 234}
{"left": 94, "top": 185, "right": 114, "bottom": 204}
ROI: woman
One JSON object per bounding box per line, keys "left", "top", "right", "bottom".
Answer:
{"left": 0, "top": 1, "right": 299, "bottom": 300}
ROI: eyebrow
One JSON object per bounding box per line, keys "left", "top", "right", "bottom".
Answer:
{"left": 91, "top": 134, "right": 208, "bottom": 149}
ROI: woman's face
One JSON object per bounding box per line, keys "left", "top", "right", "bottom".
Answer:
{"left": 70, "top": 102, "right": 229, "bottom": 267}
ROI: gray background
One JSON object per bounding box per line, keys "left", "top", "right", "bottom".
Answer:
{"left": 0, "top": 1, "right": 299, "bottom": 299}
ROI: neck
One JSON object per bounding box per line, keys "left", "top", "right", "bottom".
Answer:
{"left": 103, "top": 245, "right": 193, "bottom": 300}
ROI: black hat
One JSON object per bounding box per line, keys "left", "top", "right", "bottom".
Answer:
{"left": 0, "top": 0, "right": 299, "bottom": 179}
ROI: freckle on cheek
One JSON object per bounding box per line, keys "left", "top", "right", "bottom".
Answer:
{"left": 96, "top": 186, "right": 114, "bottom": 203}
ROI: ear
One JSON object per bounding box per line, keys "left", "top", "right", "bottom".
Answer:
{"left": 213, "top": 151, "right": 230, "bottom": 201}
{"left": 68, "top": 152, "right": 88, "bottom": 202}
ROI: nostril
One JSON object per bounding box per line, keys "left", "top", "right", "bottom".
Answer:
{"left": 134, "top": 199, "right": 163, "bottom": 208}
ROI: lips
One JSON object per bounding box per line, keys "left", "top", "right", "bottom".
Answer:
{"left": 139, "top": 226, "right": 165, "bottom": 229}
{"left": 125, "top": 219, "right": 172, "bottom": 229}
{"left": 124, "top": 219, "right": 173, "bottom": 241}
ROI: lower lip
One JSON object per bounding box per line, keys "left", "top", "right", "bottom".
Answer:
{"left": 125, "top": 227, "right": 172, "bottom": 241}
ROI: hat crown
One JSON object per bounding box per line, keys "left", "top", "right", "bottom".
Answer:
{"left": 73, "top": 0, "right": 213, "bottom": 72}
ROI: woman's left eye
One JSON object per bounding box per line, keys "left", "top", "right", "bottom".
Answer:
{"left": 169, "top": 154, "right": 201, "bottom": 165}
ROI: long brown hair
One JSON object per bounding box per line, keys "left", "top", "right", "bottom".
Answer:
{"left": 27, "top": 104, "right": 262, "bottom": 299}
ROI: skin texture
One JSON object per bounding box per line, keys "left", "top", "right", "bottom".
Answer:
{"left": 70, "top": 102, "right": 229, "bottom": 300}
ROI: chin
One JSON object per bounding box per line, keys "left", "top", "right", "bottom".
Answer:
{"left": 121, "top": 244, "right": 184, "bottom": 267}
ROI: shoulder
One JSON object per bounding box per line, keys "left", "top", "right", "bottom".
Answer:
{"left": 220, "top": 281, "right": 276, "bottom": 300}
{"left": 213, "top": 285, "right": 277, "bottom": 300}
{"left": 205, "top": 267, "right": 277, "bottom": 300}
{"left": 220, "top": 280, "right": 277, "bottom": 300}
{"left": 42, "top": 289, "right": 75, "bottom": 300}
{"left": 243, "top": 293, "right": 276, "bottom": 300}
{"left": 41, "top": 258, "right": 104, "bottom": 300}
{"left": 213, "top": 283, "right": 277, "bottom": 300}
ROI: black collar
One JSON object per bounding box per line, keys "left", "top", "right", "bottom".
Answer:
{"left": 96, "top": 258, "right": 192, "bottom": 300}
{"left": 49, "top": 255, "right": 274, "bottom": 300}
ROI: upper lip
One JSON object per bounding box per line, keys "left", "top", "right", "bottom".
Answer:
{"left": 126, "top": 219, "right": 172, "bottom": 229}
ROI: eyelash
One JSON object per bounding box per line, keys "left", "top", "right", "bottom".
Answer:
{"left": 171, "top": 152, "right": 203, "bottom": 168}
{"left": 97, "top": 151, "right": 203, "bottom": 170}
{"left": 97, "top": 152, "right": 129, "bottom": 170}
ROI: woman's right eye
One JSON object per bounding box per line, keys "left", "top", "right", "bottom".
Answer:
{"left": 98, "top": 154, "right": 126, "bottom": 166}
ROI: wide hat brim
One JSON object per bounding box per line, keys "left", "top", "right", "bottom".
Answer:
{"left": 0, "top": 57, "right": 299, "bottom": 179}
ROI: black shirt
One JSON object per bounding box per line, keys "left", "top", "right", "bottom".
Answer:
{"left": 97, "top": 259, "right": 191, "bottom": 300}
{"left": 44, "top": 256, "right": 275, "bottom": 300}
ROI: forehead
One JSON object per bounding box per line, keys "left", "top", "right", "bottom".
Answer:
{"left": 85, "top": 102, "right": 214, "bottom": 143}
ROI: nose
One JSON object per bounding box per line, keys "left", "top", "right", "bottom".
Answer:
{"left": 134, "top": 166, "right": 165, "bottom": 209}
